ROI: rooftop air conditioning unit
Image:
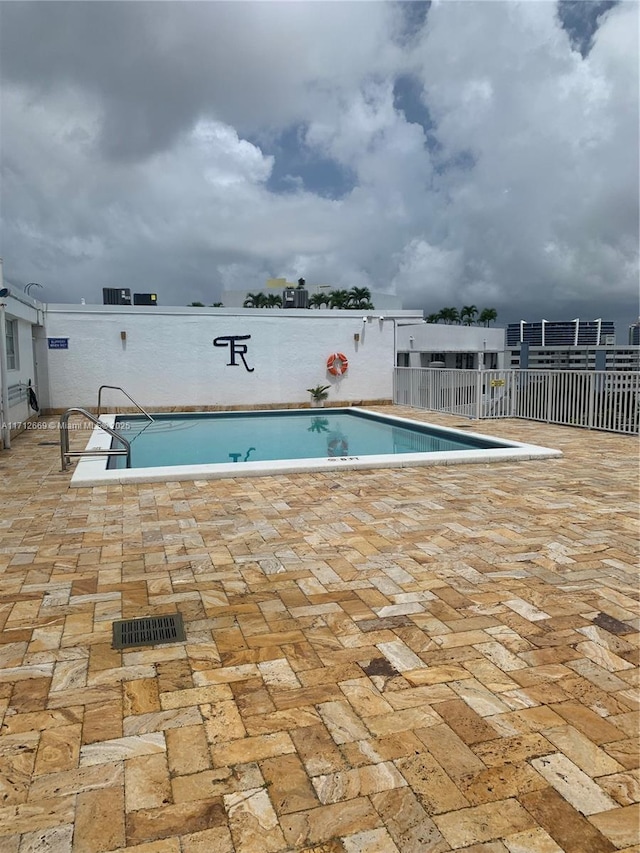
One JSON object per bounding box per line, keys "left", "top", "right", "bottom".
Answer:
{"left": 293, "top": 287, "right": 308, "bottom": 308}
{"left": 283, "top": 288, "right": 308, "bottom": 308}
{"left": 282, "top": 287, "right": 296, "bottom": 307}
{"left": 103, "top": 287, "right": 132, "bottom": 305}
{"left": 133, "top": 293, "right": 158, "bottom": 306}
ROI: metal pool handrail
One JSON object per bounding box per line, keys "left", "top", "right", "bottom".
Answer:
{"left": 60, "top": 407, "right": 131, "bottom": 472}
{"left": 97, "top": 385, "right": 154, "bottom": 422}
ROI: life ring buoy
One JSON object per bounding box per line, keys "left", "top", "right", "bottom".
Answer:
{"left": 328, "top": 437, "right": 348, "bottom": 457}
{"left": 327, "top": 352, "right": 348, "bottom": 376}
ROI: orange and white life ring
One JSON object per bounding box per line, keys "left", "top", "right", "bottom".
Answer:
{"left": 328, "top": 437, "right": 349, "bottom": 457}
{"left": 327, "top": 352, "right": 349, "bottom": 376}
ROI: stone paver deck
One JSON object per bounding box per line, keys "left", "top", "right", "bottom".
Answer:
{"left": 0, "top": 408, "right": 638, "bottom": 853}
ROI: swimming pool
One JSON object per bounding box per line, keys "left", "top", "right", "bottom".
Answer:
{"left": 109, "top": 409, "right": 518, "bottom": 468}
{"left": 69, "top": 408, "right": 562, "bottom": 486}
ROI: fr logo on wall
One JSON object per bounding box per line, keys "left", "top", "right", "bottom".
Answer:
{"left": 213, "top": 335, "right": 254, "bottom": 372}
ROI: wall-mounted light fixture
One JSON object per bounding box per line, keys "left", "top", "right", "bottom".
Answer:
{"left": 354, "top": 333, "right": 360, "bottom": 343}
{"left": 120, "top": 331, "right": 127, "bottom": 341}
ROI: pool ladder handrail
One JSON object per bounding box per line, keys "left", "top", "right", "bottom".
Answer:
{"left": 60, "top": 407, "right": 131, "bottom": 472}
{"left": 97, "top": 385, "right": 154, "bottom": 422}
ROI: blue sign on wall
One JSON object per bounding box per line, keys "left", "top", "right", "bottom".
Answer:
{"left": 47, "top": 338, "right": 69, "bottom": 349}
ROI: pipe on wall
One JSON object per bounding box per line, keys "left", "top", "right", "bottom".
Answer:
{"left": 0, "top": 303, "right": 11, "bottom": 450}
{"left": 0, "top": 257, "right": 11, "bottom": 449}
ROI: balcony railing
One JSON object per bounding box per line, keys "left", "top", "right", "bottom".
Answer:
{"left": 393, "top": 368, "right": 639, "bottom": 434}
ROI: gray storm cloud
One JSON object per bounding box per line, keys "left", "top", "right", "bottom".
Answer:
{"left": 0, "top": 1, "right": 637, "bottom": 330}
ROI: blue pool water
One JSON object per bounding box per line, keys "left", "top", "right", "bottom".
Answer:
{"left": 109, "top": 409, "right": 508, "bottom": 469}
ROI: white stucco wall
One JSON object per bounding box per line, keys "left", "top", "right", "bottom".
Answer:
{"left": 42, "top": 306, "right": 422, "bottom": 411}
{"left": 0, "top": 289, "right": 43, "bottom": 441}
{"left": 397, "top": 323, "right": 506, "bottom": 368}
{"left": 6, "top": 319, "right": 35, "bottom": 422}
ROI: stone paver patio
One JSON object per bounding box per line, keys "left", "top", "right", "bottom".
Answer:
{"left": 0, "top": 408, "right": 638, "bottom": 852}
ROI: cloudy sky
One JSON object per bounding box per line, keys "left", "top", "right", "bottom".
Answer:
{"left": 1, "top": 1, "right": 638, "bottom": 332}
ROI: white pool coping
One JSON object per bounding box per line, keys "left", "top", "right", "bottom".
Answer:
{"left": 69, "top": 408, "right": 563, "bottom": 487}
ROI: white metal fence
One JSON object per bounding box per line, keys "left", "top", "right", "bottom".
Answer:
{"left": 393, "top": 368, "right": 640, "bottom": 434}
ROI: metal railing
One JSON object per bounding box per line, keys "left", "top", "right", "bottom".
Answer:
{"left": 394, "top": 368, "right": 639, "bottom": 434}
{"left": 97, "top": 385, "right": 154, "bottom": 422}
{"left": 60, "top": 407, "right": 131, "bottom": 471}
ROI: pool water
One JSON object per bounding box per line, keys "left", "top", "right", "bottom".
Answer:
{"left": 110, "top": 409, "right": 508, "bottom": 469}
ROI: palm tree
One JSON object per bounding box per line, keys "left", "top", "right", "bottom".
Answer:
{"left": 425, "top": 313, "right": 441, "bottom": 324}
{"left": 309, "top": 293, "right": 330, "bottom": 309}
{"left": 439, "top": 307, "right": 460, "bottom": 325}
{"left": 188, "top": 301, "right": 205, "bottom": 307}
{"left": 308, "top": 417, "right": 330, "bottom": 433}
{"left": 243, "top": 292, "right": 267, "bottom": 308}
{"left": 264, "top": 293, "right": 282, "bottom": 308}
{"left": 460, "top": 305, "right": 478, "bottom": 326}
{"left": 479, "top": 307, "right": 498, "bottom": 326}
{"left": 210, "top": 302, "right": 224, "bottom": 307}
{"left": 348, "top": 287, "right": 374, "bottom": 310}
{"left": 328, "top": 289, "right": 351, "bottom": 309}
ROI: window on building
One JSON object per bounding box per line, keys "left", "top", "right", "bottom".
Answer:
{"left": 423, "top": 353, "right": 446, "bottom": 367}
{"left": 5, "top": 318, "right": 18, "bottom": 370}
{"left": 397, "top": 352, "right": 410, "bottom": 367}
{"left": 455, "top": 353, "right": 475, "bottom": 369}
{"left": 486, "top": 352, "right": 498, "bottom": 370}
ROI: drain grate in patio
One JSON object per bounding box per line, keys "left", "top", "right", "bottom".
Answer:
{"left": 112, "top": 613, "right": 186, "bottom": 650}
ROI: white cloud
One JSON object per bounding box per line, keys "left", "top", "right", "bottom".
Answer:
{"left": 402, "top": 0, "right": 639, "bottom": 315}
{"left": 0, "top": 1, "right": 637, "bottom": 328}
{"left": 391, "top": 239, "right": 465, "bottom": 301}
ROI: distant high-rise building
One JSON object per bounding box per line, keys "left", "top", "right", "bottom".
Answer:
{"left": 506, "top": 319, "right": 615, "bottom": 347}
{"left": 629, "top": 320, "right": 640, "bottom": 346}
{"left": 505, "top": 318, "right": 640, "bottom": 371}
